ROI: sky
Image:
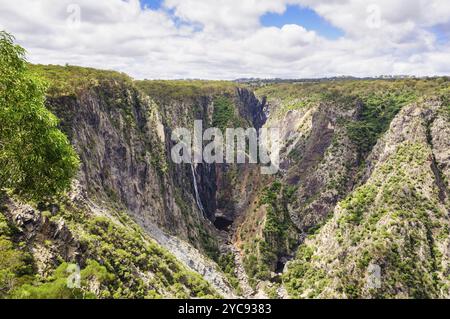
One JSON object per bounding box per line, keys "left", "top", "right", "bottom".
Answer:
{"left": 0, "top": 0, "right": 449, "bottom": 79}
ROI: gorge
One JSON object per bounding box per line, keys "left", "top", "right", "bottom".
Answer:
{"left": 1, "top": 62, "right": 449, "bottom": 299}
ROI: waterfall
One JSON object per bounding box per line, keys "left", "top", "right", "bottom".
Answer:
{"left": 190, "top": 163, "right": 206, "bottom": 218}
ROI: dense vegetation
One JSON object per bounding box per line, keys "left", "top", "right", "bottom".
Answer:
{"left": 0, "top": 193, "right": 218, "bottom": 299}
{"left": 49, "top": 198, "right": 218, "bottom": 299}
{"left": 212, "top": 96, "right": 240, "bottom": 131}
{"left": 0, "top": 207, "right": 33, "bottom": 298}
{"left": 136, "top": 80, "right": 238, "bottom": 102}
{"left": 30, "top": 64, "right": 132, "bottom": 97}
{"left": 257, "top": 78, "right": 449, "bottom": 130}
{"left": 344, "top": 88, "right": 421, "bottom": 157}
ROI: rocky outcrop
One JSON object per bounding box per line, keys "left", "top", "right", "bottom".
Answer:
{"left": 278, "top": 101, "right": 359, "bottom": 231}
{"left": 1, "top": 194, "right": 83, "bottom": 275}
{"left": 1, "top": 181, "right": 225, "bottom": 298}
{"left": 144, "top": 222, "right": 236, "bottom": 298}
{"left": 284, "top": 100, "right": 450, "bottom": 299}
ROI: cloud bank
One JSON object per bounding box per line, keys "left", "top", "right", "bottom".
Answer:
{"left": 0, "top": 0, "right": 449, "bottom": 79}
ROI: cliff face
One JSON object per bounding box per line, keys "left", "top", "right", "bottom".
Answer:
{"left": 136, "top": 81, "right": 268, "bottom": 232}
{"left": 32, "top": 74, "right": 268, "bottom": 297}
{"left": 283, "top": 99, "right": 450, "bottom": 298}
{"left": 2, "top": 65, "right": 449, "bottom": 299}
{"left": 234, "top": 91, "right": 363, "bottom": 289}
{"left": 233, "top": 81, "right": 449, "bottom": 296}
{"left": 46, "top": 79, "right": 242, "bottom": 242}
{"left": 47, "top": 83, "right": 183, "bottom": 233}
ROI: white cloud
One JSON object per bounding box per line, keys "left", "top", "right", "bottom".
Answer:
{"left": 0, "top": 0, "right": 449, "bottom": 79}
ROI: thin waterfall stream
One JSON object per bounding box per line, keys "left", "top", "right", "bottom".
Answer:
{"left": 190, "top": 163, "right": 206, "bottom": 218}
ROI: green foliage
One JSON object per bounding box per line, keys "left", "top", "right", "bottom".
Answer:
{"left": 12, "top": 261, "right": 113, "bottom": 299}
{"left": 242, "top": 251, "right": 269, "bottom": 288}
{"left": 136, "top": 80, "right": 238, "bottom": 102}
{"left": 73, "top": 210, "right": 218, "bottom": 299}
{"left": 264, "top": 283, "right": 281, "bottom": 299}
{"left": 339, "top": 185, "right": 377, "bottom": 225}
{"left": 261, "top": 181, "right": 296, "bottom": 244}
{"left": 0, "top": 32, "right": 79, "bottom": 201}
{"left": 438, "top": 90, "right": 450, "bottom": 120}
{"left": 256, "top": 77, "right": 449, "bottom": 127}
{"left": 346, "top": 91, "right": 416, "bottom": 155}
{"left": 2, "top": 206, "right": 113, "bottom": 300}
{"left": 0, "top": 237, "right": 32, "bottom": 297}
{"left": 284, "top": 142, "right": 449, "bottom": 299}
{"left": 282, "top": 246, "right": 328, "bottom": 299}
{"left": 197, "top": 226, "right": 220, "bottom": 261}
{"left": 29, "top": 64, "right": 132, "bottom": 97}
{"left": 0, "top": 211, "right": 34, "bottom": 298}
{"left": 212, "top": 96, "right": 237, "bottom": 131}
{"left": 258, "top": 79, "right": 420, "bottom": 156}
{"left": 1, "top": 191, "right": 219, "bottom": 299}
{"left": 218, "top": 253, "right": 241, "bottom": 293}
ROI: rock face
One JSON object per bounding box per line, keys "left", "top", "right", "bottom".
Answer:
{"left": 41, "top": 76, "right": 269, "bottom": 297}
{"left": 136, "top": 83, "right": 268, "bottom": 231}
{"left": 2, "top": 195, "right": 83, "bottom": 275}
{"left": 234, "top": 96, "right": 363, "bottom": 286}
{"left": 278, "top": 101, "right": 360, "bottom": 231}
{"left": 145, "top": 222, "right": 236, "bottom": 298}
{"left": 2, "top": 66, "right": 449, "bottom": 299}
{"left": 47, "top": 82, "right": 199, "bottom": 241}
{"left": 284, "top": 100, "right": 450, "bottom": 298}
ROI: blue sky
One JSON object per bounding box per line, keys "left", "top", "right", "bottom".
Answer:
{"left": 430, "top": 24, "right": 450, "bottom": 45}
{"left": 141, "top": 0, "right": 163, "bottom": 10}
{"left": 141, "top": 1, "right": 344, "bottom": 39}
{"left": 261, "top": 5, "right": 344, "bottom": 40}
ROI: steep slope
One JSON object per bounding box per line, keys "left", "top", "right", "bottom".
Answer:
{"left": 136, "top": 80, "right": 269, "bottom": 296}
{"left": 283, "top": 98, "right": 450, "bottom": 298}
{"left": 136, "top": 81, "right": 267, "bottom": 232}
{"left": 234, "top": 79, "right": 449, "bottom": 294}
{"left": 1, "top": 65, "right": 237, "bottom": 298}
{"left": 0, "top": 185, "right": 220, "bottom": 298}
{"left": 2, "top": 62, "right": 449, "bottom": 299}
{"left": 16, "top": 66, "right": 271, "bottom": 298}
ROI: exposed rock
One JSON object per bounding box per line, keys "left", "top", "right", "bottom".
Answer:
{"left": 284, "top": 100, "right": 450, "bottom": 299}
